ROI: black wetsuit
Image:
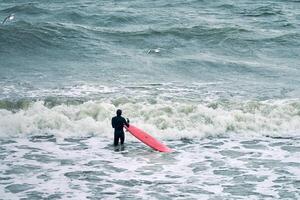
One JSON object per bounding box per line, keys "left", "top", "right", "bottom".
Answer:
{"left": 111, "top": 115, "right": 129, "bottom": 146}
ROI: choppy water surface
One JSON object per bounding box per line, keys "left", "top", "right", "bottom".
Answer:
{"left": 1, "top": 0, "right": 300, "bottom": 199}
{"left": 0, "top": 0, "right": 299, "bottom": 100}
{"left": 1, "top": 136, "right": 300, "bottom": 199}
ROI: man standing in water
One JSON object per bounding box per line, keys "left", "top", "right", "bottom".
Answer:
{"left": 111, "top": 109, "right": 129, "bottom": 147}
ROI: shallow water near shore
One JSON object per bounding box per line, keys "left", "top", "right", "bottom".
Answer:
{"left": 1, "top": 135, "right": 300, "bottom": 199}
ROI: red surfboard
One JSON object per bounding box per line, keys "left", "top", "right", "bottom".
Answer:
{"left": 125, "top": 125, "right": 172, "bottom": 152}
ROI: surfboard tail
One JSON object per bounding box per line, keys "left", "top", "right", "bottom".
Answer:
{"left": 125, "top": 125, "right": 172, "bottom": 153}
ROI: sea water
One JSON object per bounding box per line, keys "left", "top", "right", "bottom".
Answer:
{"left": 0, "top": 0, "right": 300, "bottom": 199}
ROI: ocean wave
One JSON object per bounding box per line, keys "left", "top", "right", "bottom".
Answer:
{"left": 92, "top": 25, "right": 250, "bottom": 40}
{"left": 264, "top": 33, "right": 300, "bottom": 46}
{"left": 0, "top": 99, "right": 299, "bottom": 139}
{"left": 240, "top": 5, "right": 283, "bottom": 17}
{"left": 1, "top": 3, "right": 49, "bottom": 15}
{"left": 1, "top": 18, "right": 291, "bottom": 58}
{"left": 0, "top": 21, "right": 89, "bottom": 55}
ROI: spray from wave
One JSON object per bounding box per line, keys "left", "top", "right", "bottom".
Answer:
{"left": 0, "top": 99, "right": 299, "bottom": 139}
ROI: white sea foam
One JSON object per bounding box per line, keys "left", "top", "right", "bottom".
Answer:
{"left": 0, "top": 98, "right": 299, "bottom": 139}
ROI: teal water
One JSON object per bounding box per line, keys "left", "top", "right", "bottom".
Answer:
{"left": 0, "top": 0, "right": 299, "bottom": 137}
{"left": 0, "top": 0, "right": 299, "bottom": 100}
{"left": 1, "top": 1, "right": 300, "bottom": 199}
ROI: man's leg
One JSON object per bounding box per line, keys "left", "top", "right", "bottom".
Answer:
{"left": 120, "top": 132, "right": 125, "bottom": 145}
{"left": 114, "top": 132, "right": 119, "bottom": 146}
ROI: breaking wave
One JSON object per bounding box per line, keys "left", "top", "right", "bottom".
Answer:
{"left": 0, "top": 99, "right": 299, "bottom": 139}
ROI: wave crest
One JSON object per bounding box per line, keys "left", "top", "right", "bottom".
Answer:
{"left": 2, "top": 3, "right": 49, "bottom": 15}
{"left": 0, "top": 21, "right": 89, "bottom": 56}
{"left": 0, "top": 99, "right": 299, "bottom": 139}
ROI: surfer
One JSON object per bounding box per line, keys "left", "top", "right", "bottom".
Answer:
{"left": 111, "top": 109, "right": 130, "bottom": 146}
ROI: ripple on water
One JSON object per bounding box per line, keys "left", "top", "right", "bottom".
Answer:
{"left": 135, "top": 165, "right": 163, "bottom": 175}
{"left": 219, "top": 149, "right": 247, "bottom": 158}
{"left": 29, "top": 135, "right": 56, "bottom": 143}
{"left": 213, "top": 168, "right": 244, "bottom": 176}
{"left": 116, "top": 194, "right": 144, "bottom": 200}
{"left": 203, "top": 141, "right": 225, "bottom": 149}
{"left": 145, "top": 192, "right": 172, "bottom": 200}
{"left": 207, "top": 141, "right": 225, "bottom": 146}
{"left": 86, "top": 183, "right": 123, "bottom": 200}
{"left": 240, "top": 140, "right": 265, "bottom": 145}
{"left": 165, "top": 174, "right": 182, "bottom": 179}
{"left": 5, "top": 183, "right": 34, "bottom": 193}
{"left": 37, "top": 173, "right": 51, "bottom": 181}
{"left": 242, "top": 144, "right": 268, "bottom": 150}
{"left": 273, "top": 176, "right": 292, "bottom": 184}
{"left": 61, "top": 138, "right": 90, "bottom": 150}
{"left": 209, "top": 160, "right": 226, "bottom": 168}
{"left": 240, "top": 140, "right": 268, "bottom": 150}
{"left": 23, "top": 153, "right": 58, "bottom": 163}
{"left": 243, "top": 158, "right": 283, "bottom": 169}
{"left": 178, "top": 186, "right": 214, "bottom": 195}
{"left": 281, "top": 145, "right": 300, "bottom": 152}
{"left": 147, "top": 184, "right": 171, "bottom": 195}
{"left": 222, "top": 183, "right": 258, "bottom": 196}
{"left": 278, "top": 190, "right": 298, "bottom": 199}
{"left": 4, "top": 164, "right": 41, "bottom": 175}
{"left": 274, "top": 169, "right": 293, "bottom": 176}
{"left": 85, "top": 160, "right": 112, "bottom": 166}
{"left": 233, "top": 174, "right": 268, "bottom": 182}
{"left": 102, "top": 164, "right": 127, "bottom": 173}
{"left": 203, "top": 145, "right": 219, "bottom": 149}
{"left": 60, "top": 159, "right": 75, "bottom": 166}
{"left": 269, "top": 142, "right": 286, "bottom": 147}
{"left": 188, "top": 162, "right": 209, "bottom": 173}
{"left": 0, "top": 139, "right": 17, "bottom": 145}
{"left": 0, "top": 176, "right": 13, "bottom": 181}
{"left": 0, "top": 148, "right": 8, "bottom": 160}
{"left": 111, "top": 179, "right": 143, "bottom": 187}
{"left": 24, "top": 191, "right": 63, "bottom": 200}
{"left": 60, "top": 143, "right": 89, "bottom": 151}
{"left": 16, "top": 145, "right": 42, "bottom": 151}
{"left": 65, "top": 170, "right": 108, "bottom": 182}
{"left": 292, "top": 180, "right": 300, "bottom": 190}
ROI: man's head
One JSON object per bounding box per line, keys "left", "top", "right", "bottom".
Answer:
{"left": 116, "top": 109, "right": 122, "bottom": 116}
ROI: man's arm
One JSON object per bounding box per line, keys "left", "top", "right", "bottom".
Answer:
{"left": 123, "top": 117, "right": 129, "bottom": 128}
{"left": 111, "top": 117, "right": 115, "bottom": 128}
